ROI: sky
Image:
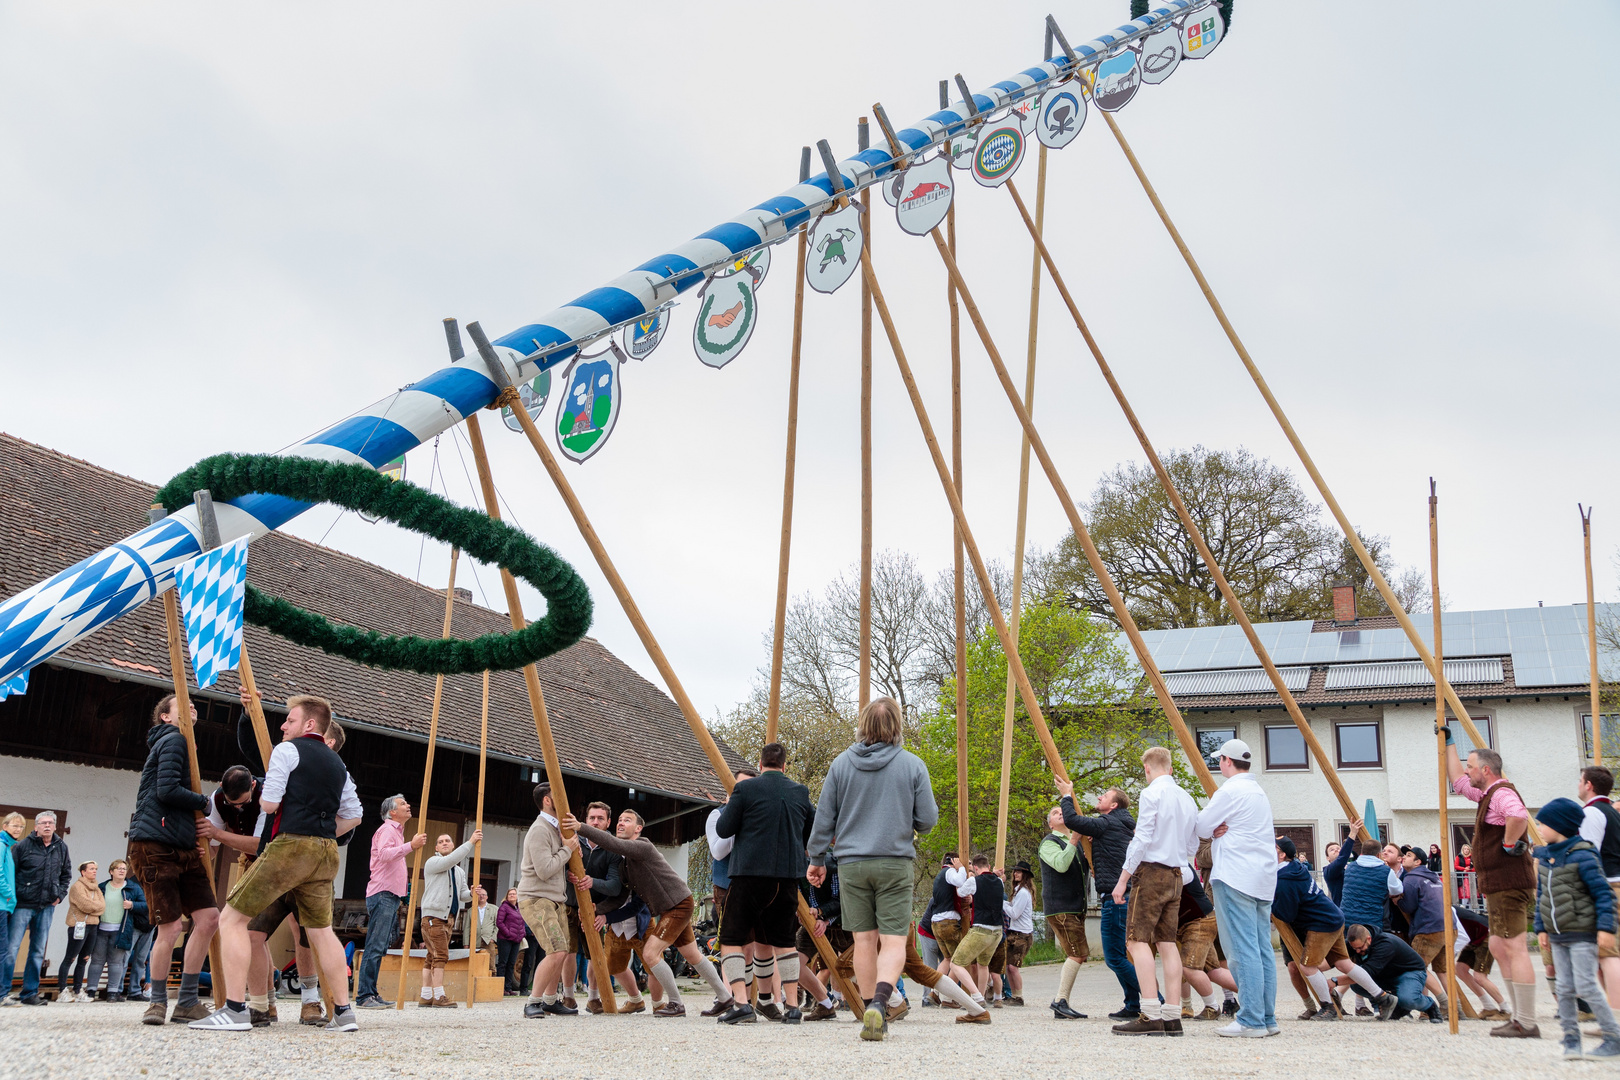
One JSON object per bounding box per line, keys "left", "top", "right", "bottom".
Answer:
{"left": 2, "top": 2, "right": 1617, "bottom": 723}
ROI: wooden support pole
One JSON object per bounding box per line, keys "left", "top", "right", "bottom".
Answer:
{"left": 999, "top": 177, "right": 1374, "bottom": 846}
{"left": 948, "top": 199, "right": 970, "bottom": 853}
{"left": 395, "top": 548, "right": 458, "bottom": 1009}
{"left": 860, "top": 118, "right": 874, "bottom": 713}
{"left": 1584, "top": 505, "right": 1603, "bottom": 764}
{"left": 467, "top": 667, "right": 490, "bottom": 1008}
{"left": 1101, "top": 112, "right": 1536, "bottom": 844}
{"left": 465, "top": 336, "right": 865, "bottom": 1013}
{"left": 765, "top": 161, "right": 811, "bottom": 746}
{"left": 462, "top": 413, "right": 617, "bottom": 1013}
{"left": 993, "top": 144, "right": 1047, "bottom": 872}
{"left": 1431, "top": 481, "right": 1461, "bottom": 1034}
{"left": 155, "top": 586, "right": 227, "bottom": 1008}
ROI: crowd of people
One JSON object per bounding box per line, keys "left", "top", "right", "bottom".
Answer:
{"left": 3, "top": 685, "right": 1619, "bottom": 1056}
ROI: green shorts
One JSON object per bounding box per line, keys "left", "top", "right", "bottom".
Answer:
{"left": 227, "top": 834, "right": 339, "bottom": 929}
{"left": 836, "top": 857, "right": 914, "bottom": 936}
{"left": 952, "top": 924, "right": 1002, "bottom": 967}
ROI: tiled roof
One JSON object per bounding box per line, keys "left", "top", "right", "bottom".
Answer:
{"left": 0, "top": 433, "right": 743, "bottom": 803}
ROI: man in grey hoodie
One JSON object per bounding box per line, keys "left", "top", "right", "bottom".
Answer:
{"left": 806, "top": 696, "right": 938, "bottom": 1042}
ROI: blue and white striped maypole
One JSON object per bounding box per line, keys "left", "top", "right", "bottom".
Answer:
{"left": 0, "top": 2, "right": 1215, "bottom": 685}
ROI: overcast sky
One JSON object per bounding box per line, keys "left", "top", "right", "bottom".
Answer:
{"left": 3, "top": 2, "right": 1616, "bottom": 722}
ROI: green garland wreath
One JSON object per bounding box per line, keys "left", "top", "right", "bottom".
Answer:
{"left": 157, "top": 453, "right": 592, "bottom": 675}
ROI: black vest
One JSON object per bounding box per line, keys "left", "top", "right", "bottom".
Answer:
{"left": 1040, "top": 834, "right": 1090, "bottom": 916}
{"left": 1593, "top": 799, "right": 1620, "bottom": 878}
{"left": 212, "top": 782, "right": 262, "bottom": 840}
{"left": 971, "top": 871, "right": 1004, "bottom": 927}
{"left": 272, "top": 736, "right": 346, "bottom": 840}
{"left": 928, "top": 869, "right": 961, "bottom": 922}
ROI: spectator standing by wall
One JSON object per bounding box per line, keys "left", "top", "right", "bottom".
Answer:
{"left": 495, "top": 888, "right": 525, "bottom": 995}
{"left": 58, "top": 860, "right": 104, "bottom": 1002}
{"left": 85, "top": 860, "right": 145, "bottom": 1001}
{"left": 0, "top": 812, "right": 23, "bottom": 1006}
{"left": 5, "top": 811, "right": 71, "bottom": 1006}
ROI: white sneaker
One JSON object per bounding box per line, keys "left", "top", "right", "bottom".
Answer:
{"left": 59, "top": 990, "right": 76, "bottom": 1004}
{"left": 0, "top": 996, "right": 14, "bottom": 1007}
{"left": 188, "top": 1006, "right": 251, "bottom": 1032}
{"left": 1266, "top": 1026, "right": 1281, "bottom": 1036}
{"left": 1216, "top": 1020, "right": 1269, "bottom": 1038}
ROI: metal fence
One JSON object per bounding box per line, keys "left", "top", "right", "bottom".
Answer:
{"left": 1308, "top": 869, "right": 1487, "bottom": 913}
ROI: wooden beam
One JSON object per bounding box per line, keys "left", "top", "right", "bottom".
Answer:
{"left": 1432, "top": 481, "right": 1461, "bottom": 1034}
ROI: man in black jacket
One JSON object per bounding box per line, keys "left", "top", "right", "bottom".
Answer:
{"left": 1347, "top": 923, "right": 1443, "bottom": 1023}
{"left": 130, "top": 694, "right": 220, "bottom": 1026}
{"left": 714, "top": 741, "right": 815, "bottom": 1025}
{"left": 7, "top": 811, "right": 71, "bottom": 1005}
{"left": 565, "top": 800, "right": 625, "bottom": 1013}
{"left": 1056, "top": 779, "right": 1140, "bottom": 1021}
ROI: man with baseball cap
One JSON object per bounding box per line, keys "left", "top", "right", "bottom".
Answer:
{"left": 1196, "top": 739, "right": 1278, "bottom": 1037}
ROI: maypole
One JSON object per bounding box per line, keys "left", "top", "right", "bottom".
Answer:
{"left": 1431, "top": 481, "right": 1461, "bottom": 1034}
{"left": 859, "top": 116, "right": 875, "bottom": 713}
{"left": 1583, "top": 505, "right": 1603, "bottom": 764}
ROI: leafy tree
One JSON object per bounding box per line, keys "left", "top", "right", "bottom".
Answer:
{"left": 913, "top": 600, "right": 1202, "bottom": 878}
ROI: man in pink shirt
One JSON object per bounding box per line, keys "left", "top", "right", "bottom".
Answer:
{"left": 354, "top": 794, "right": 426, "bottom": 1008}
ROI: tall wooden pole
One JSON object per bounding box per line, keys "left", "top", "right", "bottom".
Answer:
{"left": 395, "top": 548, "right": 458, "bottom": 1010}
{"left": 999, "top": 177, "right": 1375, "bottom": 846}
{"left": 463, "top": 325, "right": 865, "bottom": 1012}
{"left": 949, "top": 203, "right": 970, "bottom": 854}
{"left": 859, "top": 117, "right": 874, "bottom": 712}
{"left": 1431, "top": 481, "right": 1460, "bottom": 1034}
{"left": 765, "top": 149, "right": 812, "bottom": 746}
{"left": 993, "top": 143, "right": 1047, "bottom": 872}
{"left": 1103, "top": 111, "right": 1535, "bottom": 843}
{"left": 152, "top": 578, "right": 226, "bottom": 1006}
{"left": 462, "top": 413, "right": 617, "bottom": 1013}
{"left": 1584, "top": 505, "right": 1603, "bottom": 764}
{"left": 466, "top": 667, "right": 490, "bottom": 1008}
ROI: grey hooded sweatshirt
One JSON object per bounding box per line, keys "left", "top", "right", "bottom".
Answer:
{"left": 808, "top": 740, "right": 938, "bottom": 866}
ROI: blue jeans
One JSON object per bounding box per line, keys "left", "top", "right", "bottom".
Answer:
{"left": 356, "top": 891, "right": 401, "bottom": 1000}
{"left": 1211, "top": 880, "right": 1276, "bottom": 1031}
{"left": 8, "top": 906, "right": 54, "bottom": 1000}
{"left": 0, "top": 909, "right": 12, "bottom": 999}
{"left": 1391, "top": 968, "right": 1435, "bottom": 1015}
{"left": 1099, "top": 892, "right": 1140, "bottom": 1011}
{"left": 123, "top": 929, "right": 153, "bottom": 994}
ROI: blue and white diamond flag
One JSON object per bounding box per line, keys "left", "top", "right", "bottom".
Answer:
{"left": 0, "top": 668, "right": 28, "bottom": 702}
{"left": 175, "top": 535, "right": 249, "bottom": 688}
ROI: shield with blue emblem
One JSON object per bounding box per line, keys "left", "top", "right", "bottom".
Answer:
{"left": 1036, "top": 84, "right": 1085, "bottom": 149}
{"left": 1092, "top": 49, "right": 1141, "bottom": 113}
{"left": 624, "top": 309, "right": 669, "bottom": 360}
{"left": 1180, "top": 7, "right": 1225, "bottom": 59}
{"left": 971, "top": 121, "right": 1025, "bottom": 188}
{"left": 556, "top": 350, "right": 622, "bottom": 463}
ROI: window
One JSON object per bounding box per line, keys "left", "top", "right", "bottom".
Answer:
{"left": 1196, "top": 726, "right": 1237, "bottom": 771}
{"left": 1264, "top": 725, "right": 1309, "bottom": 770}
{"left": 1334, "top": 721, "right": 1383, "bottom": 769}
{"left": 1454, "top": 715, "right": 1493, "bottom": 758}
{"left": 1338, "top": 820, "right": 1392, "bottom": 846}
{"left": 1275, "top": 824, "right": 1317, "bottom": 868}
{"left": 1582, "top": 714, "right": 1620, "bottom": 760}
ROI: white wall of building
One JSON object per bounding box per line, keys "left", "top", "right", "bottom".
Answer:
{"left": 1185, "top": 694, "right": 1591, "bottom": 865}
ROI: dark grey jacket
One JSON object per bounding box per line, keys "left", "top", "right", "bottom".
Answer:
{"left": 717, "top": 769, "right": 815, "bottom": 879}
{"left": 1061, "top": 797, "right": 1135, "bottom": 893}
{"left": 10, "top": 832, "right": 71, "bottom": 908}
{"left": 130, "top": 723, "right": 208, "bottom": 849}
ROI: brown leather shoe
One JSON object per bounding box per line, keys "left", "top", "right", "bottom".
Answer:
{"left": 265, "top": 1000, "right": 278, "bottom": 1023}
{"left": 169, "top": 1001, "right": 213, "bottom": 1023}
{"left": 885, "top": 1000, "right": 910, "bottom": 1024}
{"left": 619, "top": 999, "right": 646, "bottom": 1014}
{"left": 1008, "top": 996, "right": 1024, "bottom": 1007}
{"left": 804, "top": 1002, "right": 838, "bottom": 1021}
{"left": 1183, "top": 1004, "right": 1196, "bottom": 1018}
{"left": 1164, "top": 1019, "right": 1184, "bottom": 1037}
{"left": 586, "top": 999, "right": 604, "bottom": 1014}
{"left": 562, "top": 996, "right": 577, "bottom": 1012}
{"left": 955, "top": 1009, "right": 992, "bottom": 1024}
{"left": 431, "top": 997, "right": 460, "bottom": 1008}
{"left": 1112, "top": 1016, "right": 1166, "bottom": 1035}
{"left": 1491, "top": 1019, "right": 1541, "bottom": 1038}
{"left": 249, "top": 1007, "right": 274, "bottom": 1027}
{"left": 299, "top": 1001, "right": 326, "bottom": 1025}
{"left": 142, "top": 997, "right": 169, "bottom": 1026}
{"left": 653, "top": 1002, "right": 686, "bottom": 1018}
{"left": 1480, "top": 1008, "right": 1511, "bottom": 1021}
{"left": 1194, "top": 1007, "right": 1221, "bottom": 1021}
{"left": 699, "top": 998, "right": 734, "bottom": 1017}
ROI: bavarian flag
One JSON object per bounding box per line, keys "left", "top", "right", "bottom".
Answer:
{"left": 175, "top": 535, "right": 249, "bottom": 688}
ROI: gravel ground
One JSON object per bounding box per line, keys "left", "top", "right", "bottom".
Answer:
{"left": 0, "top": 959, "right": 1587, "bottom": 1079}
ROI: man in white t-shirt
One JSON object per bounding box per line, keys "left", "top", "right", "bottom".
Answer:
{"left": 1195, "top": 739, "right": 1277, "bottom": 1038}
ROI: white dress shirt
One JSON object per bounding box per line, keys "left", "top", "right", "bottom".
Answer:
{"left": 706, "top": 806, "right": 735, "bottom": 860}
{"left": 259, "top": 738, "right": 361, "bottom": 835}
{"left": 1003, "top": 888, "right": 1034, "bottom": 934}
{"left": 1196, "top": 771, "right": 1277, "bottom": 901}
{"left": 1122, "top": 773, "right": 1199, "bottom": 881}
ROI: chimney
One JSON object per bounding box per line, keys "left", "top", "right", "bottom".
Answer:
{"left": 1332, "top": 581, "right": 1356, "bottom": 624}
{"left": 453, "top": 587, "right": 473, "bottom": 604}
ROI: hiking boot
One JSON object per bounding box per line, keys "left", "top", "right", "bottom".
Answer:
{"left": 1113, "top": 1015, "right": 1165, "bottom": 1035}
{"left": 1182, "top": 1003, "right": 1195, "bottom": 1019}
{"left": 1490, "top": 1019, "right": 1541, "bottom": 1038}
{"left": 1223, "top": 998, "right": 1239, "bottom": 1016}
{"left": 805, "top": 1001, "right": 838, "bottom": 1021}
{"left": 142, "top": 997, "right": 169, "bottom": 1026}
{"left": 1164, "top": 1019, "right": 1184, "bottom": 1037}
{"left": 755, "top": 1001, "right": 784, "bottom": 1022}
{"left": 1374, "top": 992, "right": 1399, "bottom": 1021}
{"left": 586, "top": 999, "right": 604, "bottom": 1014}
{"left": 619, "top": 998, "right": 646, "bottom": 1014}
{"left": 170, "top": 1000, "right": 213, "bottom": 1024}
{"left": 1423, "top": 1002, "right": 1443, "bottom": 1024}
{"left": 955, "top": 1009, "right": 992, "bottom": 1024}
{"left": 249, "top": 1007, "right": 274, "bottom": 1027}
{"left": 700, "top": 998, "right": 734, "bottom": 1017}
{"left": 300, "top": 1001, "right": 326, "bottom": 1025}
{"left": 1194, "top": 1006, "right": 1222, "bottom": 1021}
{"left": 653, "top": 1002, "right": 686, "bottom": 1018}
{"left": 717, "top": 1002, "right": 757, "bottom": 1025}
{"left": 1308, "top": 1004, "right": 1338, "bottom": 1021}
{"left": 1297, "top": 1008, "right": 1316, "bottom": 1021}
{"left": 989, "top": 997, "right": 1002, "bottom": 1009}
{"left": 1356, "top": 1001, "right": 1374, "bottom": 1017}
{"left": 860, "top": 1004, "right": 888, "bottom": 1041}
{"left": 885, "top": 999, "right": 909, "bottom": 1024}
{"left": 562, "top": 996, "right": 577, "bottom": 1012}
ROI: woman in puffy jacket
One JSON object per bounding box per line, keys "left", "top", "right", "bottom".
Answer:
{"left": 59, "top": 861, "right": 105, "bottom": 1002}
{"left": 84, "top": 861, "right": 146, "bottom": 1001}
{"left": 495, "top": 888, "right": 526, "bottom": 995}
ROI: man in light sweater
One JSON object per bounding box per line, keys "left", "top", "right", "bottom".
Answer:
{"left": 562, "top": 806, "right": 733, "bottom": 1017}
{"left": 1196, "top": 738, "right": 1278, "bottom": 1038}
{"left": 806, "top": 696, "right": 939, "bottom": 1043}
{"left": 517, "top": 784, "right": 581, "bottom": 1019}
{"left": 418, "top": 830, "right": 480, "bottom": 1007}
{"left": 1112, "top": 747, "right": 1199, "bottom": 1036}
